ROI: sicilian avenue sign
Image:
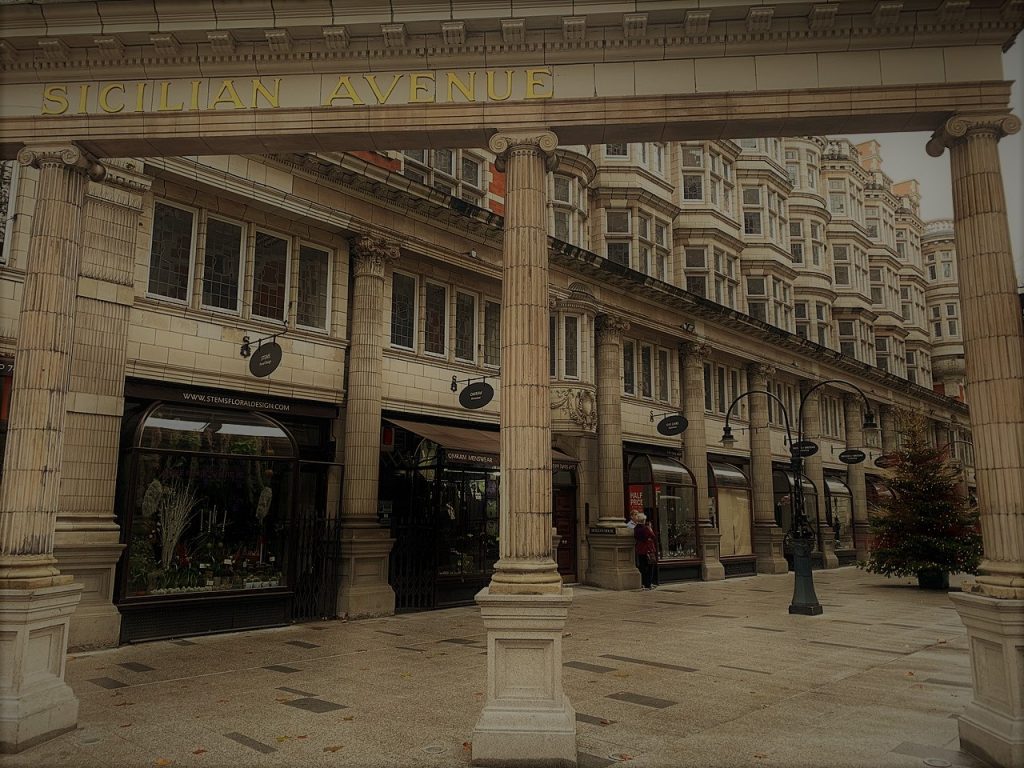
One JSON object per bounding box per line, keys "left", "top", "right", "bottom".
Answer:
{"left": 28, "top": 68, "right": 554, "bottom": 116}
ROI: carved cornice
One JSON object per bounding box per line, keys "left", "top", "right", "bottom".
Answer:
{"left": 488, "top": 131, "right": 559, "bottom": 173}
{"left": 351, "top": 235, "right": 400, "bottom": 277}
{"left": 926, "top": 113, "right": 1022, "bottom": 157}
{"left": 17, "top": 143, "right": 104, "bottom": 181}
{"left": 595, "top": 313, "right": 630, "bottom": 344}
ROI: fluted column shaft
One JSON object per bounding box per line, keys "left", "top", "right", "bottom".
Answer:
{"left": 488, "top": 131, "right": 561, "bottom": 594}
{"left": 0, "top": 144, "right": 102, "bottom": 586}
{"left": 341, "top": 237, "right": 399, "bottom": 523}
{"left": 595, "top": 315, "right": 628, "bottom": 524}
{"left": 682, "top": 344, "right": 711, "bottom": 526}
{"left": 844, "top": 395, "right": 869, "bottom": 559}
{"left": 880, "top": 406, "right": 898, "bottom": 455}
{"left": 929, "top": 114, "right": 1024, "bottom": 598}
{"left": 748, "top": 365, "right": 775, "bottom": 526}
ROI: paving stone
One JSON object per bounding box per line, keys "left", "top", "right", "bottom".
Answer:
{"left": 223, "top": 732, "right": 276, "bottom": 754}
{"left": 280, "top": 697, "right": 347, "bottom": 713}
{"left": 87, "top": 677, "right": 128, "bottom": 689}
{"left": 606, "top": 691, "right": 677, "bottom": 709}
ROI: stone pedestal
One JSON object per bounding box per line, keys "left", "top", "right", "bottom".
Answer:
{"left": 699, "top": 528, "right": 726, "bottom": 581}
{"left": 472, "top": 588, "right": 576, "bottom": 768}
{"left": 819, "top": 537, "right": 840, "bottom": 570}
{"left": 56, "top": 542, "right": 124, "bottom": 650}
{"left": 753, "top": 525, "right": 789, "bottom": 574}
{"left": 0, "top": 582, "right": 82, "bottom": 753}
{"left": 586, "top": 529, "right": 639, "bottom": 590}
{"left": 949, "top": 592, "right": 1024, "bottom": 768}
{"left": 336, "top": 522, "right": 396, "bottom": 618}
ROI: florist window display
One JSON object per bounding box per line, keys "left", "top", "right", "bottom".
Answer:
{"left": 122, "top": 404, "right": 296, "bottom": 598}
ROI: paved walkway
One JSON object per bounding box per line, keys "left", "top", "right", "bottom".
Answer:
{"left": 9, "top": 568, "right": 988, "bottom": 768}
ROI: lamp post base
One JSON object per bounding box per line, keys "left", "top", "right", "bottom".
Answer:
{"left": 789, "top": 537, "right": 823, "bottom": 615}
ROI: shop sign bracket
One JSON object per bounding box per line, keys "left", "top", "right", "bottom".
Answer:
{"left": 452, "top": 373, "right": 497, "bottom": 409}
{"left": 240, "top": 332, "right": 284, "bottom": 378}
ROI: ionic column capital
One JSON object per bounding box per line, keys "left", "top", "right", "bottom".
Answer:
{"left": 488, "top": 130, "right": 559, "bottom": 173}
{"left": 17, "top": 142, "right": 105, "bottom": 181}
{"left": 595, "top": 313, "right": 630, "bottom": 344}
{"left": 925, "top": 113, "right": 1022, "bottom": 157}
{"left": 350, "top": 235, "right": 400, "bottom": 278}
{"left": 680, "top": 340, "right": 713, "bottom": 361}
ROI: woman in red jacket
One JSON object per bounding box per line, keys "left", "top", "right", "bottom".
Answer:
{"left": 633, "top": 513, "right": 658, "bottom": 590}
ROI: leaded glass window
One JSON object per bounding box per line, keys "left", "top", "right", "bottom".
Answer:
{"left": 623, "top": 341, "right": 635, "bottom": 395}
{"left": 455, "top": 292, "right": 476, "bottom": 362}
{"left": 424, "top": 283, "right": 447, "bottom": 355}
{"left": 640, "top": 345, "right": 653, "bottom": 398}
{"left": 484, "top": 301, "right": 501, "bottom": 366}
{"left": 252, "top": 232, "right": 289, "bottom": 321}
{"left": 148, "top": 202, "right": 195, "bottom": 301}
{"left": 391, "top": 272, "right": 416, "bottom": 348}
{"left": 564, "top": 316, "right": 579, "bottom": 379}
{"left": 658, "top": 349, "right": 669, "bottom": 402}
{"left": 297, "top": 245, "right": 329, "bottom": 329}
{"left": 201, "top": 217, "right": 243, "bottom": 311}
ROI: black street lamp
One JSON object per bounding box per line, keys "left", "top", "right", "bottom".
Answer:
{"left": 721, "top": 379, "right": 876, "bottom": 615}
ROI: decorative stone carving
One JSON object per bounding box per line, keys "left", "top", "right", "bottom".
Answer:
{"left": 500, "top": 18, "right": 526, "bottom": 45}
{"left": 551, "top": 387, "right": 598, "bottom": 431}
{"left": 441, "top": 21, "right": 466, "bottom": 46}
{"left": 595, "top": 314, "right": 629, "bottom": 344}
{"left": 681, "top": 340, "right": 712, "bottom": 361}
{"left": 17, "top": 144, "right": 104, "bottom": 182}
{"left": 488, "top": 132, "right": 559, "bottom": 173}
{"left": 350, "top": 235, "right": 400, "bottom": 277}
{"left": 926, "top": 113, "right": 1022, "bottom": 157}
{"left": 748, "top": 362, "right": 776, "bottom": 382}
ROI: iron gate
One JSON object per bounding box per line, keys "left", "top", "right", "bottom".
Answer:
{"left": 290, "top": 512, "right": 343, "bottom": 621}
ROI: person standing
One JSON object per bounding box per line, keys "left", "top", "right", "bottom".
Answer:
{"left": 634, "top": 513, "right": 658, "bottom": 590}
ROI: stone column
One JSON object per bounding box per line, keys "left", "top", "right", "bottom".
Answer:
{"left": 749, "top": 364, "right": 787, "bottom": 573}
{"left": 800, "top": 382, "right": 837, "bottom": 568}
{"left": 843, "top": 394, "right": 870, "bottom": 561}
{"left": 0, "top": 143, "right": 102, "bottom": 752}
{"left": 879, "top": 405, "right": 898, "bottom": 455}
{"left": 585, "top": 314, "right": 640, "bottom": 591}
{"left": 682, "top": 342, "right": 723, "bottom": 580}
{"left": 928, "top": 113, "right": 1024, "bottom": 768}
{"left": 473, "top": 131, "right": 575, "bottom": 767}
{"left": 337, "top": 235, "right": 399, "bottom": 619}
{"left": 54, "top": 161, "right": 149, "bottom": 650}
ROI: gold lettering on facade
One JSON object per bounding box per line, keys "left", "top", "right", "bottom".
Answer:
{"left": 323, "top": 75, "right": 365, "bottom": 106}
{"left": 446, "top": 71, "right": 476, "bottom": 102}
{"left": 525, "top": 68, "right": 553, "bottom": 100}
{"left": 159, "top": 81, "right": 184, "bottom": 112}
{"left": 42, "top": 85, "right": 69, "bottom": 115}
{"left": 76, "top": 84, "right": 90, "bottom": 114}
{"left": 486, "top": 69, "right": 515, "bottom": 101}
{"left": 365, "top": 74, "right": 403, "bottom": 104}
{"left": 38, "top": 68, "right": 556, "bottom": 115}
{"left": 251, "top": 78, "right": 281, "bottom": 108}
{"left": 99, "top": 83, "right": 125, "bottom": 113}
{"left": 210, "top": 80, "right": 246, "bottom": 109}
{"left": 409, "top": 73, "right": 435, "bottom": 103}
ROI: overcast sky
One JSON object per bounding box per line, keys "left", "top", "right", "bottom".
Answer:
{"left": 843, "top": 44, "right": 1023, "bottom": 289}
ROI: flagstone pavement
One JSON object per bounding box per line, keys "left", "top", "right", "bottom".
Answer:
{"left": 6, "top": 568, "right": 990, "bottom": 768}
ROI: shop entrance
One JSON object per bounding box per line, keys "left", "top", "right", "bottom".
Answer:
{"left": 552, "top": 470, "right": 577, "bottom": 582}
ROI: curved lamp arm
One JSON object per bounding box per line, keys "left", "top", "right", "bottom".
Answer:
{"left": 722, "top": 389, "right": 793, "bottom": 447}
{"left": 796, "top": 378, "right": 877, "bottom": 442}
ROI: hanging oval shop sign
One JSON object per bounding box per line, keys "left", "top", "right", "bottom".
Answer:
{"left": 790, "top": 440, "right": 820, "bottom": 458}
{"left": 248, "top": 341, "right": 283, "bottom": 378}
{"left": 459, "top": 381, "right": 494, "bottom": 410}
{"left": 838, "top": 448, "right": 867, "bottom": 465}
{"left": 874, "top": 453, "right": 900, "bottom": 469}
{"left": 656, "top": 414, "right": 688, "bottom": 436}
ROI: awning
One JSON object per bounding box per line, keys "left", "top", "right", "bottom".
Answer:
{"left": 709, "top": 462, "right": 750, "bottom": 489}
{"left": 385, "top": 418, "right": 577, "bottom": 467}
{"left": 824, "top": 476, "right": 852, "bottom": 497}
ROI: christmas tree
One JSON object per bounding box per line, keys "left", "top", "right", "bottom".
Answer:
{"left": 860, "top": 413, "right": 982, "bottom": 588}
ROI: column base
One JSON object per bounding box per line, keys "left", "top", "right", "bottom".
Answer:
{"left": 584, "top": 528, "right": 640, "bottom": 591}
{"left": 949, "top": 591, "right": 1024, "bottom": 768}
{"left": 0, "top": 581, "right": 83, "bottom": 754}
{"left": 853, "top": 522, "right": 871, "bottom": 562}
{"left": 53, "top": 540, "right": 124, "bottom": 650}
{"left": 473, "top": 587, "right": 576, "bottom": 768}
{"left": 699, "top": 527, "right": 725, "bottom": 581}
{"left": 336, "top": 521, "right": 395, "bottom": 619}
{"left": 819, "top": 538, "right": 840, "bottom": 569}
{"left": 753, "top": 525, "right": 789, "bottom": 574}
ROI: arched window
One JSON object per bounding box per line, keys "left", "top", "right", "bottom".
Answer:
{"left": 627, "top": 454, "right": 698, "bottom": 560}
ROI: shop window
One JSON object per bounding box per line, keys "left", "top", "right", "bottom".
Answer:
{"left": 424, "top": 282, "right": 448, "bottom": 355}
{"left": 148, "top": 201, "right": 196, "bottom": 302}
{"left": 708, "top": 463, "right": 752, "bottom": 557}
{"left": 296, "top": 244, "right": 330, "bottom": 330}
{"left": 201, "top": 217, "right": 245, "bottom": 312}
{"left": 825, "top": 476, "right": 854, "bottom": 550}
{"left": 627, "top": 454, "right": 698, "bottom": 560}
{"left": 390, "top": 272, "right": 417, "bottom": 349}
{"left": 772, "top": 469, "right": 819, "bottom": 551}
{"left": 122, "top": 404, "right": 297, "bottom": 599}
{"left": 252, "top": 231, "right": 289, "bottom": 322}
{"left": 484, "top": 300, "right": 501, "bottom": 367}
